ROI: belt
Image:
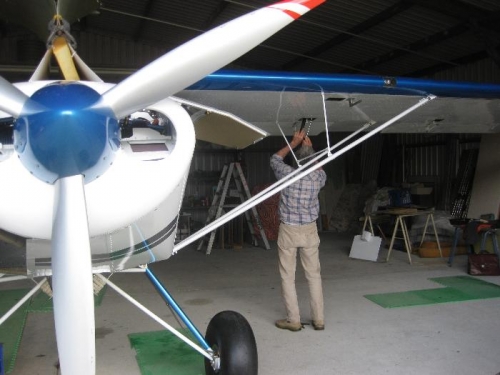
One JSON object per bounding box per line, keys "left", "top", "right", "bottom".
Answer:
{"left": 281, "top": 220, "right": 316, "bottom": 226}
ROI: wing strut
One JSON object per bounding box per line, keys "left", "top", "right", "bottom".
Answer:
{"left": 173, "top": 95, "right": 436, "bottom": 253}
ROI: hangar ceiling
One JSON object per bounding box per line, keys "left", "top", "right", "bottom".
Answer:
{"left": 1, "top": 0, "right": 500, "bottom": 83}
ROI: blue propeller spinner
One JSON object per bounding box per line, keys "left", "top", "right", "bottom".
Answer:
{"left": 13, "top": 82, "right": 120, "bottom": 184}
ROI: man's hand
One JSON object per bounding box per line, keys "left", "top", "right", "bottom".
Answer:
{"left": 274, "top": 129, "right": 313, "bottom": 159}
{"left": 290, "top": 130, "right": 307, "bottom": 148}
{"left": 303, "top": 136, "right": 312, "bottom": 147}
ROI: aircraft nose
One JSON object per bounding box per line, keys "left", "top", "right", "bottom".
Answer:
{"left": 14, "top": 82, "right": 120, "bottom": 184}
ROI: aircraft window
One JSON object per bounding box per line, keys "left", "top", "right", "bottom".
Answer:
{"left": 121, "top": 109, "right": 175, "bottom": 140}
{"left": 120, "top": 109, "right": 176, "bottom": 160}
{"left": 130, "top": 143, "right": 168, "bottom": 153}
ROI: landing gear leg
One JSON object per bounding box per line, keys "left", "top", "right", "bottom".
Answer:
{"left": 99, "top": 269, "right": 258, "bottom": 374}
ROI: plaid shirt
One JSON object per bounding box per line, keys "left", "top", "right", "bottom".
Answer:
{"left": 270, "top": 154, "right": 327, "bottom": 226}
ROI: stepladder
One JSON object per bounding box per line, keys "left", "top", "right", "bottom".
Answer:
{"left": 197, "top": 162, "right": 270, "bottom": 254}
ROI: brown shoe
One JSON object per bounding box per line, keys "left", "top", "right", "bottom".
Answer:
{"left": 312, "top": 321, "right": 324, "bottom": 330}
{"left": 275, "top": 319, "right": 302, "bottom": 332}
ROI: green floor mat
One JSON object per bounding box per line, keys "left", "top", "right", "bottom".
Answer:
{"left": 365, "top": 276, "right": 500, "bottom": 308}
{"left": 129, "top": 329, "right": 204, "bottom": 375}
{"left": 0, "top": 289, "right": 30, "bottom": 374}
{"left": 27, "top": 285, "right": 107, "bottom": 312}
{"left": 1, "top": 285, "right": 108, "bottom": 373}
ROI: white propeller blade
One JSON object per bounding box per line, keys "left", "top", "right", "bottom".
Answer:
{"left": 0, "top": 76, "right": 31, "bottom": 117}
{"left": 51, "top": 175, "right": 96, "bottom": 375}
{"left": 99, "top": 0, "right": 325, "bottom": 118}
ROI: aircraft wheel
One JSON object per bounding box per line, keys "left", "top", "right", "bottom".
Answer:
{"left": 204, "top": 310, "right": 258, "bottom": 375}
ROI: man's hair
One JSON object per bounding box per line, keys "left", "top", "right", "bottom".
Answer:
{"left": 296, "top": 144, "right": 314, "bottom": 159}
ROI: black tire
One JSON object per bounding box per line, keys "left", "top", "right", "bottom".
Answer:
{"left": 204, "top": 310, "right": 258, "bottom": 375}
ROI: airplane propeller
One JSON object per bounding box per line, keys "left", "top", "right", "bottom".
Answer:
{"left": 0, "top": 76, "right": 33, "bottom": 117}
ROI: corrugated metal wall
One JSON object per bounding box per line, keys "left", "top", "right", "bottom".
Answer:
{"left": 379, "top": 133, "right": 481, "bottom": 210}
{"left": 429, "top": 57, "right": 500, "bottom": 84}
{"left": 183, "top": 148, "right": 238, "bottom": 224}
{"left": 243, "top": 137, "right": 286, "bottom": 187}
{"left": 186, "top": 150, "right": 238, "bottom": 197}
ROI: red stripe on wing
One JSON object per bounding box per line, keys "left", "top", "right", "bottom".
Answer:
{"left": 272, "top": 0, "right": 326, "bottom": 11}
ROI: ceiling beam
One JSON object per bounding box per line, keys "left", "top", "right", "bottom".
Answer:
{"left": 342, "top": 23, "right": 468, "bottom": 74}
{"left": 402, "top": 0, "right": 500, "bottom": 34}
{"left": 469, "top": 19, "right": 500, "bottom": 68}
{"left": 402, "top": 0, "right": 500, "bottom": 70}
{"left": 202, "top": 1, "right": 228, "bottom": 30}
{"left": 133, "top": 0, "right": 156, "bottom": 41}
{"left": 401, "top": 0, "right": 487, "bottom": 22}
{"left": 406, "top": 50, "right": 490, "bottom": 78}
{"left": 282, "top": 1, "right": 413, "bottom": 70}
{"left": 0, "top": 20, "right": 6, "bottom": 37}
{"left": 480, "top": 11, "right": 500, "bottom": 33}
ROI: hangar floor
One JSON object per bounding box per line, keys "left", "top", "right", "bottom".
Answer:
{"left": 3, "top": 232, "right": 500, "bottom": 375}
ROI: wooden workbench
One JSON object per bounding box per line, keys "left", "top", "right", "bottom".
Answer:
{"left": 363, "top": 208, "right": 442, "bottom": 264}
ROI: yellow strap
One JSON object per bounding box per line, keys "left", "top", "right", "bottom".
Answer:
{"left": 52, "top": 36, "right": 79, "bottom": 81}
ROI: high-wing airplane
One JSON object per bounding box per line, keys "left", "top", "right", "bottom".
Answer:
{"left": 1, "top": 0, "right": 500, "bottom": 374}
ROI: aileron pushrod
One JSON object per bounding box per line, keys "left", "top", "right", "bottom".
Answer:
{"left": 174, "top": 95, "right": 436, "bottom": 253}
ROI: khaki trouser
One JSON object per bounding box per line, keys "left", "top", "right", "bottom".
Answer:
{"left": 277, "top": 221, "right": 324, "bottom": 324}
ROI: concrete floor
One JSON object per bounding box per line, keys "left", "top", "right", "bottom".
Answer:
{"left": 4, "top": 232, "right": 500, "bottom": 375}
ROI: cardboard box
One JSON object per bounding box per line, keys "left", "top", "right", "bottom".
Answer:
{"left": 418, "top": 241, "right": 467, "bottom": 258}
{"left": 410, "top": 186, "right": 433, "bottom": 195}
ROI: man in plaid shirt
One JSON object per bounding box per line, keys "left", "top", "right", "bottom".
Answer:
{"left": 270, "top": 130, "right": 327, "bottom": 332}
